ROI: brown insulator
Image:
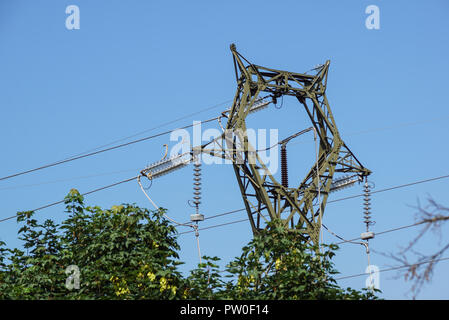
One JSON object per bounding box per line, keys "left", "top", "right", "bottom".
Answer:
{"left": 281, "top": 145, "right": 288, "bottom": 188}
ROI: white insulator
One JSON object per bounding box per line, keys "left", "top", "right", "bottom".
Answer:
{"left": 361, "top": 231, "right": 375, "bottom": 240}
{"left": 363, "top": 179, "right": 375, "bottom": 232}
{"left": 224, "top": 98, "right": 270, "bottom": 115}
{"left": 328, "top": 175, "right": 359, "bottom": 193}
{"left": 145, "top": 156, "right": 190, "bottom": 179}
{"left": 192, "top": 157, "right": 202, "bottom": 208}
{"left": 190, "top": 213, "right": 204, "bottom": 222}
{"left": 248, "top": 101, "right": 270, "bottom": 114}
{"left": 145, "top": 154, "right": 185, "bottom": 172}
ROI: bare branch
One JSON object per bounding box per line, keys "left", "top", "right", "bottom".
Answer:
{"left": 376, "top": 197, "right": 449, "bottom": 299}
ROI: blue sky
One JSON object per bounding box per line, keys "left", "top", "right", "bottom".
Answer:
{"left": 1, "top": 0, "right": 449, "bottom": 299}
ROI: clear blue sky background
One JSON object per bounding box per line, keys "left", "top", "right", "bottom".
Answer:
{"left": 1, "top": 0, "right": 449, "bottom": 299}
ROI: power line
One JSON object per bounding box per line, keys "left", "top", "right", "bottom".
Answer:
{"left": 335, "top": 256, "right": 449, "bottom": 281}
{"left": 0, "top": 117, "right": 219, "bottom": 183}
{"left": 0, "top": 97, "right": 237, "bottom": 183}
{"left": 3, "top": 174, "right": 446, "bottom": 287}
{"left": 1, "top": 170, "right": 448, "bottom": 288}
{"left": 178, "top": 223, "right": 449, "bottom": 280}
{"left": 178, "top": 214, "right": 426, "bottom": 241}
{"left": 288, "top": 114, "right": 449, "bottom": 148}
{"left": 0, "top": 168, "right": 140, "bottom": 191}
{"left": 0, "top": 175, "right": 138, "bottom": 223}
{"left": 333, "top": 221, "right": 427, "bottom": 246}
{"left": 178, "top": 217, "right": 249, "bottom": 235}
{"left": 178, "top": 208, "right": 246, "bottom": 226}
{"left": 327, "top": 173, "right": 449, "bottom": 204}
{"left": 3, "top": 103, "right": 446, "bottom": 184}
{"left": 2, "top": 164, "right": 448, "bottom": 235}
{"left": 4, "top": 169, "right": 447, "bottom": 226}
{"left": 60, "top": 100, "right": 233, "bottom": 161}
{"left": 0, "top": 96, "right": 274, "bottom": 185}
{"left": 177, "top": 173, "right": 449, "bottom": 235}
{"left": 341, "top": 114, "right": 449, "bottom": 137}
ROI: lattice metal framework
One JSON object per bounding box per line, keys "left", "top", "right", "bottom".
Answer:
{"left": 199, "top": 44, "right": 371, "bottom": 245}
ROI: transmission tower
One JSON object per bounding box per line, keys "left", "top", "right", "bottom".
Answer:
{"left": 140, "top": 44, "right": 372, "bottom": 247}
{"left": 199, "top": 44, "right": 371, "bottom": 246}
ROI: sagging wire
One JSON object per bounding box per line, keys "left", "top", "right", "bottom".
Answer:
{"left": 322, "top": 223, "right": 373, "bottom": 287}
{"left": 274, "top": 94, "right": 284, "bottom": 110}
{"left": 140, "top": 176, "right": 153, "bottom": 191}
{"left": 324, "top": 177, "right": 377, "bottom": 292}
{"left": 137, "top": 146, "right": 204, "bottom": 264}
{"left": 137, "top": 174, "right": 192, "bottom": 228}
{"left": 138, "top": 170, "right": 204, "bottom": 264}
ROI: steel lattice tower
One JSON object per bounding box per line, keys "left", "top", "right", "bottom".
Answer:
{"left": 199, "top": 44, "right": 371, "bottom": 245}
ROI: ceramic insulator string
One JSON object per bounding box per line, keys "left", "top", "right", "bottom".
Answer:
{"left": 193, "top": 158, "right": 202, "bottom": 214}
{"left": 281, "top": 145, "right": 288, "bottom": 188}
{"left": 363, "top": 179, "right": 375, "bottom": 232}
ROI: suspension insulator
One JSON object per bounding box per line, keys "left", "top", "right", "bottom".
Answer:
{"left": 363, "top": 179, "right": 374, "bottom": 232}
{"left": 193, "top": 161, "right": 202, "bottom": 208}
{"left": 281, "top": 145, "right": 288, "bottom": 188}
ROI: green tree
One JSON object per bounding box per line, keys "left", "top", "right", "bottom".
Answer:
{"left": 0, "top": 190, "right": 377, "bottom": 300}
{"left": 0, "top": 189, "right": 185, "bottom": 299}
{"left": 186, "top": 220, "right": 378, "bottom": 300}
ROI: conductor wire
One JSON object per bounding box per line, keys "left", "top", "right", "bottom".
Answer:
{"left": 137, "top": 175, "right": 193, "bottom": 228}
{"left": 138, "top": 166, "right": 203, "bottom": 265}
{"left": 322, "top": 222, "right": 374, "bottom": 289}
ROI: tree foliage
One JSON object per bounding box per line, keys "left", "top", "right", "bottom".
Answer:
{"left": 186, "top": 221, "right": 378, "bottom": 300}
{"left": 0, "top": 189, "right": 377, "bottom": 300}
